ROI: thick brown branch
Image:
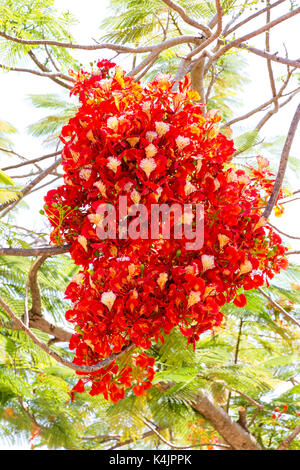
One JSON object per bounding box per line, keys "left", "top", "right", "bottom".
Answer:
{"left": 0, "top": 245, "right": 70, "bottom": 257}
{"left": 0, "top": 32, "right": 202, "bottom": 54}
{"left": 187, "top": 0, "right": 223, "bottom": 60}
{"left": 263, "top": 103, "right": 300, "bottom": 219}
{"left": 29, "top": 315, "right": 72, "bottom": 343}
{"left": 22, "top": 255, "right": 72, "bottom": 343}
{"left": 190, "top": 393, "right": 260, "bottom": 449}
{"left": 277, "top": 425, "right": 300, "bottom": 450}
{"left": 236, "top": 406, "right": 249, "bottom": 432}
{"left": 27, "top": 256, "right": 48, "bottom": 315}
{"left": 0, "top": 305, "right": 72, "bottom": 343}
{"left": 190, "top": 58, "right": 206, "bottom": 99}
{"left": 158, "top": 383, "right": 261, "bottom": 450}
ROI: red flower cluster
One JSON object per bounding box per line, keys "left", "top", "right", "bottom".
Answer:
{"left": 44, "top": 60, "right": 288, "bottom": 402}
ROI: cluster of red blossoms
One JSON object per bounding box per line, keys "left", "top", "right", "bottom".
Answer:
{"left": 44, "top": 60, "right": 288, "bottom": 403}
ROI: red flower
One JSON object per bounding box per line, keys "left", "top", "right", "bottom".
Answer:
{"left": 233, "top": 294, "right": 247, "bottom": 308}
{"left": 44, "top": 60, "right": 288, "bottom": 403}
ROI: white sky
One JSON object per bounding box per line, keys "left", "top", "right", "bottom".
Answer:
{"left": 0, "top": 0, "right": 299, "bottom": 449}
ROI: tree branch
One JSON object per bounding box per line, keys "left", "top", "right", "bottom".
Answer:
{"left": 255, "top": 87, "right": 297, "bottom": 131}
{"left": 226, "top": 319, "right": 243, "bottom": 412}
{"left": 2, "top": 150, "right": 61, "bottom": 171}
{"left": 268, "top": 221, "right": 300, "bottom": 240}
{"left": 190, "top": 393, "right": 261, "bottom": 449}
{"left": 236, "top": 42, "right": 300, "bottom": 69}
{"left": 158, "top": 383, "right": 261, "bottom": 450}
{"left": 0, "top": 63, "right": 74, "bottom": 83}
{"left": 207, "top": 7, "right": 300, "bottom": 69}
{"left": 187, "top": 0, "right": 223, "bottom": 60}
{"left": 263, "top": 103, "right": 300, "bottom": 219}
{"left": 224, "top": 83, "right": 299, "bottom": 127}
{"left": 0, "top": 295, "right": 134, "bottom": 373}
{"left": 258, "top": 287, "right": 300, "bottom": 328}
{"left": 265, "top": 2, "right": 278, "bottom": 110}
{"left": 28, "top": 50, "right": 73, "bottom": 90}
{"left": 161, "top": 0, "right": 212, "bottom": 36}
{"left": 277, "top": 425, "right": 300, "bottom": 450}
{"left": 21, "top": 255, "right": 73, "bottom": 343}
{"left": 0, "top": 32, "right": 203, "bottom": 54}
{"left": 0, "top": 245, "right": 71, "bottom": 257}
{"left": 0, "top": 157, "right": 62, "bottom": 217}
{"left": 224, "top": 0, "right": 286, "bottom": 37}
{"left": 27, "top": 256, "right": 48, "bottom": 315}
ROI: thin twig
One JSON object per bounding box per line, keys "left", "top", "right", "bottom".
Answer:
{"left": 2, "top": 150, "right": 61, "bottom": 171}
{"left": 0, "top": 63, "right": 74, "bottom": 82}
{"left": 0, "top": 157, "right": 62, "bottom": 217}
{"left": 268, "top": 221, "right": 300, "bottom": 240}
{"left": 235, "top": 42, "right": 300, "bottom": 69}
{"left": 161, "top": 0, "right": 212, "bottom": 36}
{"left": 0, "top": 296, "right": 135, "bottom": 373}
{"left": 206, "top": 7, "right": 300, "bottom": 70}
{"left": 224, "top": 74, "right": 298, "bottom": 128}
{"left": 225, "top": 0, "right": 286, "bottom": 37}
{"left": 258, "top": 287, "right": 300, "bottom": 328}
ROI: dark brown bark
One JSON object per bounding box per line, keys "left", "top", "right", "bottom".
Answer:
{"left": 158, "top": 383, "right": 261, "bottom": 450}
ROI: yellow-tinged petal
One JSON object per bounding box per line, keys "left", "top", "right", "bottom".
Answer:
{"left": 201, "top": 254, "right": 215, "bottom": 272}
{"left": 187, "top": 89, "right": 200, "bottom": 101}
{"left": 101, "top": 291, "right": 116, "bottom": 311}
{"left": 274, "top": 205, "right": 284, "bottom": 217}
{"left": 86, "top": 129, "right": 96, "bottom": 143}
{"left": 78, "top": 235, "right": 88, "bottom": 252}
{"left": 127, "top": 137, "right": 140, "bottom": 147}
{"left": 157, "top": 272, "right": 168, "bottom": 290}
{"left": 114, "top": 66, "right": 125, "bottom": 88}
{"left": 239, "top": 259, "right": 253, "bottom": 275}
{"left": 253, "top": 216, "right": 267, "bottom": 231}
{"left": 187, "top": 291, "right": 201, "bottom": 309}
{"left": 218, "top": 234, "right": 230, "bottom": 249}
